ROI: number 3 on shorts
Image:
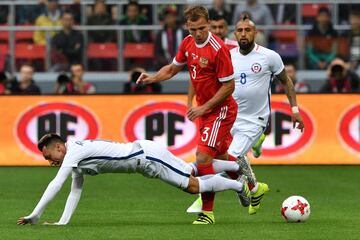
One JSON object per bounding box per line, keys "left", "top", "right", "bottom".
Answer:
{"left": 201, "top": 127, "right": 210, "bottom": 142}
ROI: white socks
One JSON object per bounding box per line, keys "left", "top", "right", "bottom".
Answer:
{"left": 189, "top": 160, "right": 239, "bottom": 176}
{"left": 212, "top": 159, "right": 239, "bottom": 173}
{"left": 197, "top": 175, "right": 243, "bottom": 193}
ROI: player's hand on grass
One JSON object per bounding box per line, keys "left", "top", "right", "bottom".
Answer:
{"left": 292, "top": 112, "right": 304, "bottom": 132}
{"left": 136, "top": 73, "right": 155, "bottom": 85}
{"left": 187, "top": 106, "right": 207, "bottom": 121}
{"left": 17, "top": 217, "right": 31, "bottom": 225}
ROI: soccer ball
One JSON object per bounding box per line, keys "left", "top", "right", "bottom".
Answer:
{"left": 281, "top": 196, "right": 311, "bottom": 223}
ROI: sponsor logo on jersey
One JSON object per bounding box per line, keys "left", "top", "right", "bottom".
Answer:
{"left": 261, "top": 101, "right": 314, "bottom": 157}
{"left": 199, "top": 57, "right": 209, "bottom": 68}
{"left": 124, "top": 102, "right": 199, "bottom": 156}
{"left": 16, "top": 102, "right": 99, "bottom": 156}
{"left": 339, "top": 104, "right": 360, "bottom": 154}
{"left": 251, "top": 63, "right": 262, "bottom": 73}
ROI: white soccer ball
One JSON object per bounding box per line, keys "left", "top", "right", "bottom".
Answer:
{"left": 281, "top": 195, "right": 311, "bottom": 223}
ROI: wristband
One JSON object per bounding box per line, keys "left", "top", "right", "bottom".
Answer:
{"left": 292, "top": 106, "right": 299, "bottom": 114}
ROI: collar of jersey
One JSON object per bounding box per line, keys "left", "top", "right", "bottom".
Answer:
{"left": 239, "top": 43, "right": 258, "bottom": 56}
{"left": 195, "top": 32, "right": 212, "bottom": 48}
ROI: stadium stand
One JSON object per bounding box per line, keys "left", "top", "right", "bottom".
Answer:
{"left": 0, "top": 0, "right": 358, "bottom": 94}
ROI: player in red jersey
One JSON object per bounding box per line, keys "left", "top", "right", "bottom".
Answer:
{"left": 137, "top": 6, "right": 254, "bottom": 224}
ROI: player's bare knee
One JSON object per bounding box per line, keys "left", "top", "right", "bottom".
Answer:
{"left": 195, "top": 151, "right": 213, "bottom": 164}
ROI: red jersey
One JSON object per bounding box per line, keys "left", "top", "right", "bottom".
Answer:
{"left": 173, "top": 32, "right": 235, "bottom": 110}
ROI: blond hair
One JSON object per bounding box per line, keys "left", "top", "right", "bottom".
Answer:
{"left": 184, "top": 5, "right": 209, "bottom": 22}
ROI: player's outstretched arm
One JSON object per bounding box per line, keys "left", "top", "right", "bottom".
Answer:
{"left": 55, "top": 173, "right": 84, "bottom": 225}
{"left": 17, "top": 167, "right": 73, "bottom": 225}
{"left": 277, "top": 69, "right": 304, "bottom": 132}
{"left": 136, "top": 63, "right": 183, "bottom": 85}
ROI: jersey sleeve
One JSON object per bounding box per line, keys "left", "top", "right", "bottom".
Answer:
{"left": 269, "top": 51, "right": 285, "bottom": 75}
{"left": 215, "top": 47, "right": 234, "bottom": 82}
{"left": 172, "top": 37, "right": 188, "bottom": 66}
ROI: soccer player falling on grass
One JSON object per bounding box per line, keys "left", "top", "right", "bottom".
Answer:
{"left": 136, "top": 5, "right": 265, "bottom": 224}
{"left": 17, "top": 133, "right": 250, "bottom": 226}
{"left": 187, "top": 15, "right": 305, "bottom": 215}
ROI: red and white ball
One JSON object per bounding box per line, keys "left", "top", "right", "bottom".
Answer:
{"left": 281, "top": 196, "right": 311, "bottom": 223}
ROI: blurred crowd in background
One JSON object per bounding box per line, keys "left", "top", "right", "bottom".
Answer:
{"left": 0, "top": 0, "right": 359, "bottom": 94}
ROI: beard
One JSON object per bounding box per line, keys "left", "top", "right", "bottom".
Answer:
{"left": 239, "top": 39, "right": 254, "bottom": 51}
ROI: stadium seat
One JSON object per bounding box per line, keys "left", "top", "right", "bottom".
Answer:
{"left": 336, "top": 37, "right": 350, "bottom": 59}
{"left": 123, "top": 43, "right": 154, "bottom": 59}
{"left": 15, "top": 43, "right": 45, "bottom": 59}
{"left": 273, "top": 42, "right": 298, "bottom": 59}
{"left": 271, "top": 30, "right": 297, "bottom": 43}
{"left": 0, "top": 44, "right": 8, "bottom": 54}
{"left": 0, "top": 44, "right": 8, "bottom": 71}
{"left": 15, "top": 43, "right": 45, "bottom": 71}
{"left": 87, "top": 43, "right": 118, "bottom": 59}
{"left": 87, "top": 43, "right": 118, "bottom": 71}
{"left": 302, "top": 4, "right": 330, "bottom": 18}
{"left": 0, "top": 31, "right": 8, "bottom": 43}
{"left": 15, "top": 31, "right": 34, "bottom": 43}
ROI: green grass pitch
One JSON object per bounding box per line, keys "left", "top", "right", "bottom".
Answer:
{"left": 1, "top": 166, "right": 359, "bottom": 240}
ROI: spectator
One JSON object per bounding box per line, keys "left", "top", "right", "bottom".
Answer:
{"left": 0, "top": 6, "right": 9, "bottom": 24}
{"left": 306, "top": 7, "right": 338, "bottom": 70}
{"left": 54, "top": 72, "right": 71, "bottom": 94}
{"left": 61, "top": 0, "right": 81, "bottom": 24}
{"left": 62, "top": 63, "right": 96, "bottom": 94}
{"left": 33, "top": 0, "right": 62, "bottom": 45}
{"left": 123, "top": 67, "right": 161, "bottom": 94}
{"left": 51, "top": 11, "right": 84, "bottom": 72}
{"left": 119, "top": 1, "right": 151, "bottom": 43}
{"left": 12, "top": 64, "right": 41, "bottom": 95}
{"left": 321, "top": 58, "right": 359, "bottom": 93}
{"left": 208, "top": 0, "right": 232, "bottom": 25}
{"left": 0, "top": 71, "right": 8, "bottom": 94}
{"left": 270, "top": 4, "right": 296, "bottom": 24}
{"left": 155, "top": 7, "right": 186, "bottom": 68}
{"left": 16, "top": 0, "right": 46, "bottom": 24}
{"left": 349, "top": 10, "right": 360, "bottom": 71}
{"left": 232, "top": 0, "right": 274, "bottom": 31}
{"left": 87, "top": 0, "right": 116, "bottom": 43}
{"left": 273, "top": 63, "right": 310, "bottom": 93}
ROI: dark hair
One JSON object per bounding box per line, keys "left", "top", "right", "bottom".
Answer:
{"left": 210, "top": 13, "right": 226, "bottom": 23}
{"left": 240, "top": 11, "right": 252, "bottom": 21}
{"left": 184, "top": 5, "right": 209, "bottom": 22}
{"left": 318, "top": 7, "right": 330, "bottom": 16}
{"left": 71, "top": 62, "right": 84, "bottom": 69}
{"left": 57, "top": 72, "right": 71, "bottom": 84}
{"left": 127, "top": 0, "right": 139, "bottom": 9}
{"left": 37, "top": 133, "right": 65, "bottom": 151}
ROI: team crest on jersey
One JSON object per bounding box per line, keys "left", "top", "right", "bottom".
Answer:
{"left": 251, "top": 63, "right": 262, "bottom": 73}
{"left": 199, "top": 57, "right": 209, "bottom": 68}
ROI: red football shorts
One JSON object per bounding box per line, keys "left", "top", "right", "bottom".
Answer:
{"left": 197, "top": 104, "right": 236, "bottom": 157}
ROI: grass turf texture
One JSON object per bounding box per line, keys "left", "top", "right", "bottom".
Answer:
{"left": 1, "top": 166, "right": 359, "bottom": 240}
